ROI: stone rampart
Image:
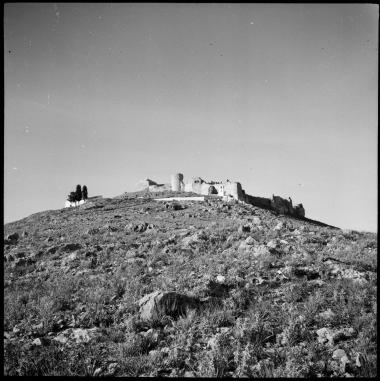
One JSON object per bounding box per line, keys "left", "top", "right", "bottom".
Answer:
{"left": 137, "top": 173, "right": 306, "bottom": 218}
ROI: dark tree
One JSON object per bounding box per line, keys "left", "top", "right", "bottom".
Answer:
{"left": 75, "top": 184, "right": 82, "bottom": 202}
{"left": 82, "top": 185, "right": 88, "bottom": 200}
{"left": 68, "top": 192, "right": 76, "bottom": 203}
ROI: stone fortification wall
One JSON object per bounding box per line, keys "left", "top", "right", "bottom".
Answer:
{"left": 243, "top": 194, "right": 305, "bottom": 217}
{"left": 182, "top": 176, "right": 244, "bottom": 201}
{"left": 294, "top": 203, "right": 305, "bottom": 217}
{"left": 149, "top": 184, "right": 171, "bottom": 192}
{"left": 271, "top": 196, "right": 294, "bottom": 215}
{"left": 137, "top": 179, "right": 158, "bottom": 191}
{"left": 139, "top": 173, "right": 306, "bottom": 218}
{"left": 137, "top": 179, "right": 170, "bottom": 193}
{"left": 245, "top": 195, "right": 272, "bottom": 209}
{"left": 223, "top": 182, "right": 244, "bottom": 200}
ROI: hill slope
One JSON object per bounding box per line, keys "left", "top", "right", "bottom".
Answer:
{"left": 4, "top": 192, "right": 377, "bottom": 377}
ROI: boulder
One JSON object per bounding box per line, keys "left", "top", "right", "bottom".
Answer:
{"left": 332, "top": 349, "right": 350, "bottom": 371}
{"left": 125, "top": 222, "right": 154, "bottom": 233}
{"left": 274, "top": 222, "right": 284, "bottom": 231}
{"left": 316, "top": 327, "right": 355, "bottom": 346}
{"left": 238, "top": 236, "right": 256, "bottom": 252}
{"left": 316, "top": 327, "right": 334, "bottom": 345}
{"left": 138, "top": 291, "right": 199, "bottom": 322}
{"left": 184, "top": 371, "right": 196, "bottom": 377}
{"left": 318, "top": 309, "right": 336, "bottom": 321}
{"left": 245, "top": 236, "right": 256, "bottom": 245}
{"left": 253, "top": 245, "right": 271, "bottom": 258}
{"left": 252, "top": 217, "right": 261, "bottom": 225}
{"left": 32, "top": 338, "right": 42, "bottom": 346}
{"left": 266, "top": 240, "right": 278, "bottom": 249}
{"left": 181, "top": 231, "right": 207, "bottom": 247}
{"left": 216, "top": 275, "right": 226, "bottom": 284}
{"left": 53, "top": 328, "right": 99, "bottom": 344}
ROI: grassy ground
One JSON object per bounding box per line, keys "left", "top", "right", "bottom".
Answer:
{"left": 4, "top": 192, "right": 377, "bottom": 376}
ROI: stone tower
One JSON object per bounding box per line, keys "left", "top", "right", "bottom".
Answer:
{"left": 171, "top": 173, "right": 184, "bottom": 191}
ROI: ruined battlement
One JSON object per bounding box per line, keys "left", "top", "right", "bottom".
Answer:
{"left": 136, "top": 173, "right": 305, "bottom": 218}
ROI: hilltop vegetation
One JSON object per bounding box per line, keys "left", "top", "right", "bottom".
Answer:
{"left": 3, "top": 191, "right": 377, "bottom": 377}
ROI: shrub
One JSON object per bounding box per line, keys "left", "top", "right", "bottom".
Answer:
{"left": 82, "top": 185, "right": 88, "bottom": 200}
{"left": 67, "top": 192, "right": 76, "bottom": 203}
{"left": 75, "top": 185, "right": 82, "bottom": 202}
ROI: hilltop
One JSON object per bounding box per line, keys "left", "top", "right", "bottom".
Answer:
{"left": 4, "top": 191, "right": 377, "bottom": 377}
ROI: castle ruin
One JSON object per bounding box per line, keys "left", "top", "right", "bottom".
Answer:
{"left": 137, "top": 173, "right": 305, "bottom": 218}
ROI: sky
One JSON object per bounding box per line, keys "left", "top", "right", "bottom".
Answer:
{"left": 4, "top": 3, "right": 378, "bottom": 232}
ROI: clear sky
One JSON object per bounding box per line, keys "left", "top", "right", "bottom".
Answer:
{"left": 4, "top": 3, "right": 378, "bottom": 232}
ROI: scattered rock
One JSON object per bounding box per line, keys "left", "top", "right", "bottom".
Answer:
{"left": 103, "top": 223, "right": 118, "bottom": 232}
{"left": 316, "top": 327, "right": 356, "bottom": 346}
{"left": 216, "top": 275, "right": 226, "bottom": 284}
{"left": 86, "top": 228, "right": 100, "bottom": 235}
{"left": 332, "top": 348, "right": 350, "bottom": 371}
{"left": 106, "top": 363, "right": 118, "bottom": 376}
{"left": 32, "top": 322, "right": 44, "bottom": 330}
{"left": 340, "top": 268, "right": 368, "bottom": 284}
{"left": 138, "top": 291, "right": 199, "bottom": 322}
{"left": 126, "top": 257, "right": 146, "bottom": 265}
{"left": 125, "top": 222, "right": 154, "bottom": 233}
{"left": 266, "top": 239, "right": 278, "bottom": 249}
{"left": 274, "top": 222, "right": 284, "bottom": 231}
{"left": 66, "top": 252, "right": 78, "bottom": 261}
{"left": 252, "top": 217, "right": 261, "bottom": 225}
{"left": 53, "top": 328, "right": 99, "bottom": 344}
{"left": 184, "top": 371, "right": 196, "bottom": 377}
{"left": 245, "top": 236, "right": 255, "bottom": 245}
{"left": 318, "top": 309, "right": 336, "bottom": 321}
{"left": 316, "top": 327, "right": 334, "bottom": 346}
{"left": 32, "top": 338, "right": 42, "bottom": 346}
{"left": 238, "top": 236, "right": 257, "bottom": 251}
{"left": 253, "top": 245, "right": 271, "bottom": 258}
{"left": 181, "top": 231, "right": 207, "bottom": 247}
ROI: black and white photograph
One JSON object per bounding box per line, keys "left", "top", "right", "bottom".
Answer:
{"left": 4, "top": 3, "right": 377, "bottom": 377}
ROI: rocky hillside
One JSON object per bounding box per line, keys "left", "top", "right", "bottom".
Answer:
{"left": 4, "top": 191, "right": 377, "bottom": 377}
